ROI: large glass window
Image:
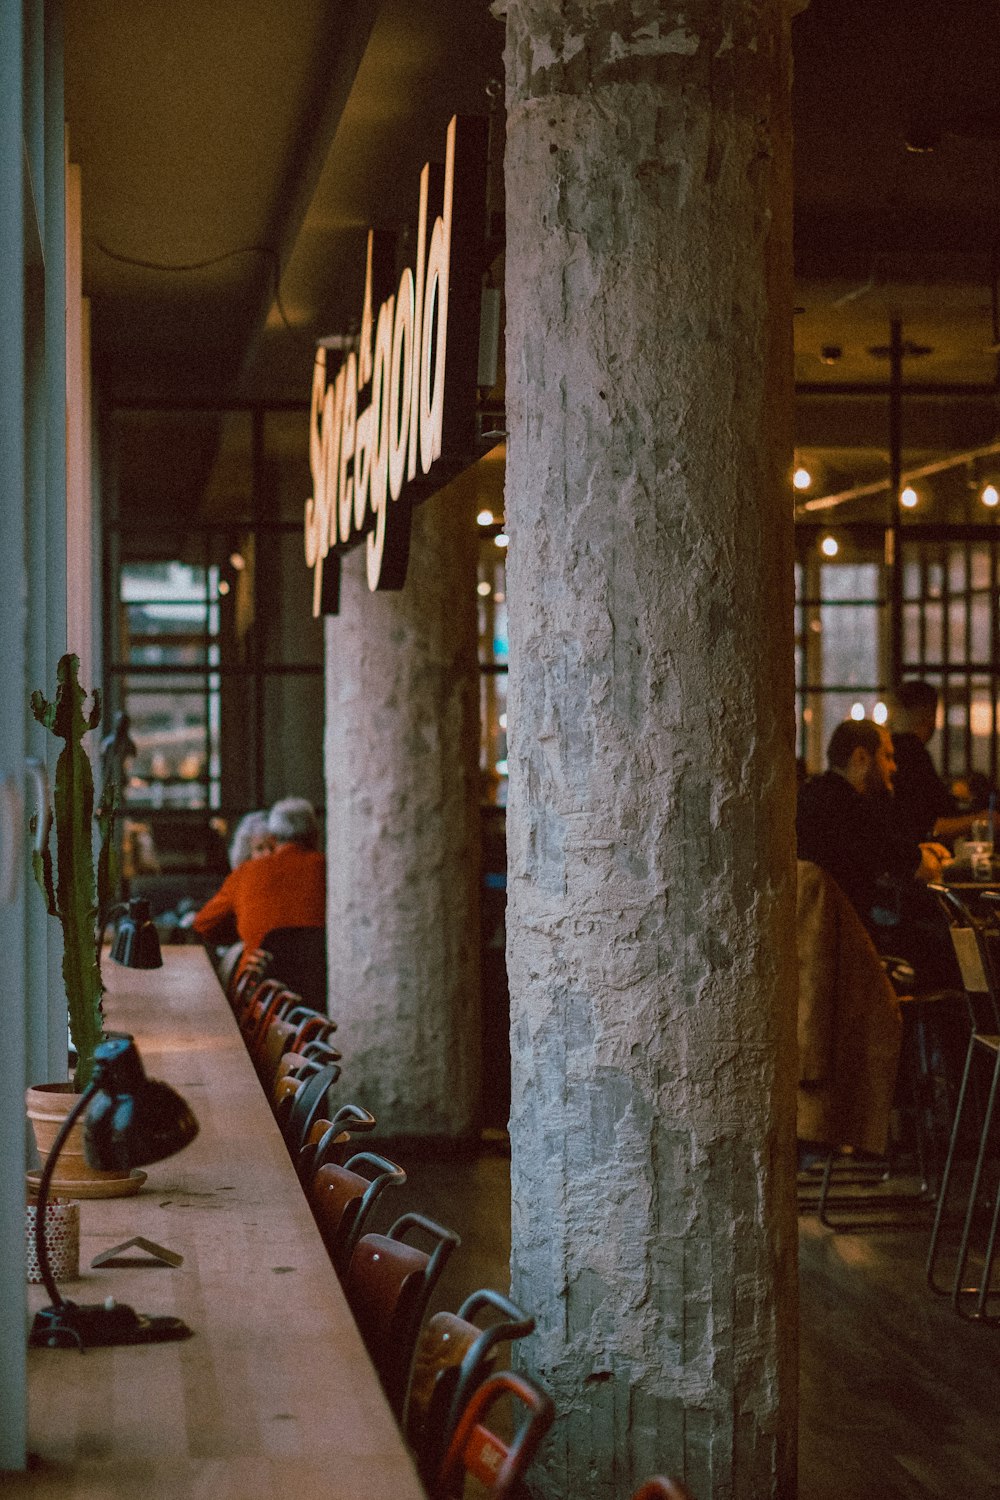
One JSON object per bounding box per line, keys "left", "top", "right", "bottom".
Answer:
{"left": 795, "top": 535, "right": 889, "bottom": 772}
{"left": 118, "top": 563, "right": 220, "bottom": 810}
{"left": 105, "top": 407, "right": 324, "bottom": 883}
{"left": 795, "top": 449, "right": 1000, "bottom": 787}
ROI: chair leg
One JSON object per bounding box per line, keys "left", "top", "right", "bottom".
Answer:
{"left": 926, "top": 1036, "right": 977, "bottom": 1296}
{"left": 951, "top": 1048, "right": 1000, "bottom": 1318}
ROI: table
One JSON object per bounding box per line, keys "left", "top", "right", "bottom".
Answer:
{"left": 11, "top": 948, "right": 426, "bottom": 1500}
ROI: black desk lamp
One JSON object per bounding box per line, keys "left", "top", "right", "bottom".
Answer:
{"left": 108, "top": 899, "right": 163, "bottom": 969}
{"left": 29, "top": 1035, "right": 198, "bottom": 1350}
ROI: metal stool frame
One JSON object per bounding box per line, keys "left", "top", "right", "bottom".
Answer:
{"left": 926, "top": 885, "right": 1000, "bottom": 1320}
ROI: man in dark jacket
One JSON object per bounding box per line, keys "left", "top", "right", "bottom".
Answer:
{"left": 890, "top": 679, "right": 975, "bottom": 847}
{"left": 797, "top": 719, "right": 954, "bottom": 988}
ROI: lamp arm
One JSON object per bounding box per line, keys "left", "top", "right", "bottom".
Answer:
{"left": 33, "top": 1082, "right": 98, "bottom": 1310}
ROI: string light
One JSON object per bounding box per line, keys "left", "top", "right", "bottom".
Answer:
{"left": 982, "top": 484, "right": 999, "bottom": 508}
{"left": 820, "top": 535, "right": 839, "bottom": 557}
{"left": 477, "top": 581, "right": 491, "bottom": 597}
{"left": 900, "top": 485, "right": 919, "bottom": 509}
{"left": 477, "top": 509, "right": 495, "bottom": 526}
{"left": 793, "top": 466, "right": 812, "bottom": 491}
{"left": 873, "top": 702, "right": 888, "bottom": 725}
{"left": 850, "top": 702, "right": 865, "bottom": 721}
{"left": 495, "top": 533, "right": 509, "bottom": 549}
{"left": 218, "top": 580, "right": 230, "bottom": 596}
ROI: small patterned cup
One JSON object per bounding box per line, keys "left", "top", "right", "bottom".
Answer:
{"left": 25, "top": 1198, "right": 80, "bottom": 1283}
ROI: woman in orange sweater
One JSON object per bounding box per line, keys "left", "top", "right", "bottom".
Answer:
{"left": 193, "top": 797, "right": 326, "bottom": 970}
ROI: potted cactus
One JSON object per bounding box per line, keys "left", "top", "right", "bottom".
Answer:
{"left": 24, "top": 654, "right": 137, "bottom": 1196}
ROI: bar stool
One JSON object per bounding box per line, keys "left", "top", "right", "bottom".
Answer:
{"left": 926, "top": 885, "right": 1000, "bottom": 1320}
{"left": 344, "top": 1211, "right": 460, "bottom": 1418}
{"left": 432, "top": 1369, "right": 554, "bottom": 1500}
{"left": 295, "top": 1102, "right": 377, "bottom": 1184}
{"left": 279, "top": 1060, "right": 344, "bottom": 1153}
{"left": 407, "top": 1288, "right": 536, "bottom": 1485}
{"left": 308, "top": 1149, "right": 407, "bottom": 1275}
{"left": 632, "top": 1481, "right": 695, "bottom": 1500}
{"left": 259, "top": 925, "right": 327, "bottom": 1013}
{"left": 214, "top": 940, "right": 243, "bottom": 994}
{"left": 800, "top": 955, "right": 955, "bottom": 1229}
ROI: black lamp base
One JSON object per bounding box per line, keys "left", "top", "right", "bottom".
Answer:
{"left": 30, "top": 1298, "right": 193, "bottom": 1350}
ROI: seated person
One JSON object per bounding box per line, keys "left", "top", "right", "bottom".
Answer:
{"left": 228, "top": 809, "right": 274, "bottom": 869}
{"left": 796, "top": 719, "right": 956, "bottom": 990}
{"left": 193, "top": 797, "right": 325, "bottom": 975}
{"left": 889, "top": 679, "right": 975, "bottom": 846}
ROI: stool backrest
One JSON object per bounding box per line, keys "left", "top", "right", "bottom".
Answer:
{"left": 632, "top": 1480, "right": 695, "bottom": 1500}
{"left": 434, "top": 1369, "right": 554, "bottom": 1500}
{"left": 930, "top": 885, "right": 1000, "bottom": 1033}
{"left": 407, "top": 1287, "right": 535, "bottom": 1483}
{"left": 309, "top": 1150, "right": 406, "bottom": 1274}
{"left": 344, "top": 1211, "right": 459, "bottom": 1417}
{"left": 259, "top": 925, "right": 327, "bottom": 1013}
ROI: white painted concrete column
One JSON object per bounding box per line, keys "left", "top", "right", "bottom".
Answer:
{"left": 503, "top": 2, "right": 799, "bottom": 1495}
{"left": 325, "top": 487, "right": 482, "bottom": 1140}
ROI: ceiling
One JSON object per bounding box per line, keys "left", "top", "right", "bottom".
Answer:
{"left": 64, "top": 0, "right": 1000, "bottom": 510}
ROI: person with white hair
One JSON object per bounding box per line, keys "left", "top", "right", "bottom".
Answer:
{"left": 266, "top": 797, "right": 319, "bottom": 850}
{"left": 193, "top": 796, "right": 325, "bottom": 976}
{"left": 228, "top": 810, "right": 273, "bottom": 868}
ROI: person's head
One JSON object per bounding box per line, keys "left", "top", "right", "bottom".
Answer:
{"left": 267, "top": 796, "right": 319, "bottom": 851}
{"left": 827, "top": 719, "right": 896, "bottom": 798}
{"left": 229, "top": 811, "right": 272, "bottom": 868}
{"left": 892, "top": 679, "right": 939, "bottom": 743}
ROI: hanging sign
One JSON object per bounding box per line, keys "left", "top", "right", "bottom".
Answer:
{"left": 304, "top": 114, "right": 487, "bottom": 617}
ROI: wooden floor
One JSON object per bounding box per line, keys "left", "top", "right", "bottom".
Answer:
{"left": 375, "top": 1150, "right": 1000, "bottom": 1500}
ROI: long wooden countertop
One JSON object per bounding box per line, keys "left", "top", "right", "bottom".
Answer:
{"left": 12, "top": 946, "right": 426, "bottom": 1500}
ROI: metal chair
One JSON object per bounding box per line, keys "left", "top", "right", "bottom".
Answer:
{"left": 798, "top": 947, "right": 953, "bottom": 1228}
{"left": 259, "top": 924, "right": 327, "bottom": 1014}
{"left": 407, "top": 1288, "right": 535, "bottom": 1485}
{"left": 229, "top": 948, "right": 273, "bottom": 1013}
{"left": 632, "top": 1481, "right": 695, "bottom": 1500}
{"left": 277, "top": 1059, "right": 344, "bottom": 1154}
{"left": 214, "top": 940, "right": 244, "bottom": 995}
{"left": 296, "top": 1102, "right": 377, "bottom": 1184}
{"left": 433, "top": 1369, "right": 554, "bottom": 1500}
{"left": 344, "top": 1211, "right": 460, "bottom": 1418}
{"left": 308, "top": 1149, "right": 407, "bottom": 1275}
{"left": 925, "top": 884, "right": 1000, "bottom": 1319}
{"left": 251, "top": 998, "right": 337, "bottom": 1088}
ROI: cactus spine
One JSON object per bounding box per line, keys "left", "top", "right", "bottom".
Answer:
{"left": 31, "top": 654, "right": 118, "bottom": 1091}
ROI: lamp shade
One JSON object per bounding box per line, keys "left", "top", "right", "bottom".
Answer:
{"left": 110, "top": 899, "right": 163, "bottom": 968}
{"left": 83, "top": 1036, "right": 199, "bottom": 1171}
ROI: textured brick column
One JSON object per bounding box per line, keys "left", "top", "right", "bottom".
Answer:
{"left": 503, "top": 3, "right": 798, "bottom": 1496}
{"left": 324, "top": 488, "right": 481, "bottom": 1139}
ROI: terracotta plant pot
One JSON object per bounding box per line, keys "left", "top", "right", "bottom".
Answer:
{"left": 25, "top": 1082, "right": 145, "bottom": 1199}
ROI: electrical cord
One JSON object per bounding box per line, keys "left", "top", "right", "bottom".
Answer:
{"left": 93, "top": 237, "right": 320, "bottom": 360}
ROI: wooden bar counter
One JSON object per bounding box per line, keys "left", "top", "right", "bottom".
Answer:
{"left": 11, "top": 947, "right": 426, "bottom": 1500}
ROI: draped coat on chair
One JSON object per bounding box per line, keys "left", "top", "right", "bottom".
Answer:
{"left": 796, "top": 859, "right": 903, "bottom": 1156}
